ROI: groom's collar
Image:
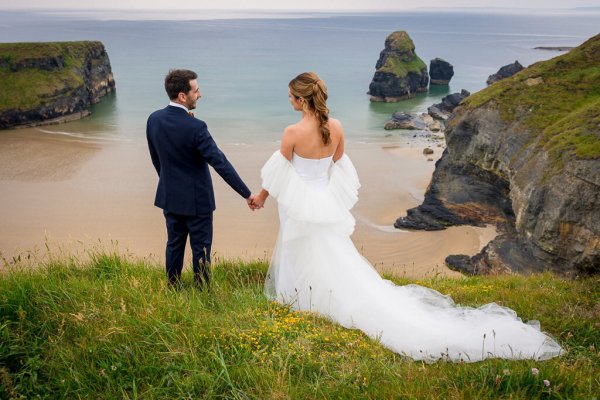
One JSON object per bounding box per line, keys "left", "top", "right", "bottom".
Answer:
{"left": 168, "top": 101, "right": 189, "bottom": 113}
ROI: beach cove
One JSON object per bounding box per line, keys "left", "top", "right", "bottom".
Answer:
{"left": 0, "top": 128, "right": 495, "bottom": 278}
{"left": 2, "top": 9, "right": 599, "bottom": 276}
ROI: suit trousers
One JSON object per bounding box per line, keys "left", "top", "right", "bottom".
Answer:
{"left": 163, "top": 210, "right": 213, "bottom": 286}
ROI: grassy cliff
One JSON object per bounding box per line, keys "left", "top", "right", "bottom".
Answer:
{"left": 464, "top": 34, "right": 600, "bottom": 163}
{"left": 0, "top": 41, "right": 115, "bottom": 128}
{"left": 1, "top": 252, "right": 598, "bottom": 398}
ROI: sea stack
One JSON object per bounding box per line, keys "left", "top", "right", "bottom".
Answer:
{"left": 0, "top": 41, "right": 116, "bottom": 129}
{"left": 368, "top": 31, "right": 429, "bottom": 102}
{"left": 429, "top": 58, "right": 454, "bottom": 85}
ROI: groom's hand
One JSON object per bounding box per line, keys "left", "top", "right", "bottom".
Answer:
{"left": 247, "top": 194, "right": 261, "bottom": 211}
{"left": 252, "top": 193, "right": 265, "bottom": 209}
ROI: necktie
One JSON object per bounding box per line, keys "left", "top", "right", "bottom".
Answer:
{"left": 188, "top": 111, "right": 194, "bottom": 117}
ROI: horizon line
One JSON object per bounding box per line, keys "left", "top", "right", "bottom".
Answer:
{"left": 2, "top": 6, "right": 599, "bottom": 11}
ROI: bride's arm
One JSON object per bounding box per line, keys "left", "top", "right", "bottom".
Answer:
{"left": 332, "top": 120, "right": 345, "bottom": 163}
{"left": 254, "top": 127, "right": 295, "bottom": 208}
{"left": 279, "top": 126, "right": 295, "bottom": 161}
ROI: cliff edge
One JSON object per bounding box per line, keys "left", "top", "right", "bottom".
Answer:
{"left": 0, "top": 41, "right": 115, "bottom": 129}
{"left": 395, "top": 34, "right": 600, "bottom": 276}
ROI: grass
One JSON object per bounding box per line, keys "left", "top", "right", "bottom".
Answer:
{"left": 1, "top": 250, "right": 598, "bottom": 399}
{"left": 464, "top": 33, "right": 600, "bottom": 164}
{"left": 380, "top": 55, "right": 427, "bottom": 80}
{"left": 0, "top": 41, "right": 102, "bottom": 111}
{"left": 377, "top": 31, "right": 427, "bottom": 79}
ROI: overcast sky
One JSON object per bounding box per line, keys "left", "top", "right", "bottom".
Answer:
{"left": 1, "top": 0, "right": 600, "bottom": 10}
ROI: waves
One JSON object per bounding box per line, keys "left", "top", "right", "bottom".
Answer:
{"left": 34, "top": 128, "right": 132, "bottom": 143}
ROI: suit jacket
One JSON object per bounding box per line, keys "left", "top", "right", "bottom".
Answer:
{"left": 147, "top": 105, "right": 251, "bottom": 216}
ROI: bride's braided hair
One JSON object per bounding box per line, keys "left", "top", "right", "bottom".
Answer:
{"left": 289, "top": 72, "right": 331, "bottom": 145}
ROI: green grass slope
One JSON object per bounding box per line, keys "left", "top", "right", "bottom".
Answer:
{"left": 1, "top": 252, "right": 598, "bottom": 398}
{"left": 464, "top": 34, "right": 600, "bottom": 163}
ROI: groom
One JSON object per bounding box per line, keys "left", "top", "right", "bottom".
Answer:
{"left": 147, "top": 69, "right": 256, "bottom": 288}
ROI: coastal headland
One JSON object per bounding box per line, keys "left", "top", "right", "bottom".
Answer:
{"left": 0, "top": 41, "right": 115, "bottom": 129}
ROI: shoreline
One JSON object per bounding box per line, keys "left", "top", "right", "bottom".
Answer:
{"left": 0, "top": 128, "right": 496, "bottom": 278}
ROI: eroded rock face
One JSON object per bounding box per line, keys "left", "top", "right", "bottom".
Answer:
{"left": 0, "top": 41, "right": 115, "bottom": 129}
{"left": 429, "top": 58, "right": 454, "bottom": 85}
{"left": 395, "top": 34, "right": 600, "bottom": 276}
{"left": 369, "top": 31, "right": 428, "bottom": 102}
{"left": 396, "top": 104, "right": 600, "bottom": 276}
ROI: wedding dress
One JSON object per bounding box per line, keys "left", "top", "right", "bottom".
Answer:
{"left": 261, "top": 150, "right": 563, "bottom": 363}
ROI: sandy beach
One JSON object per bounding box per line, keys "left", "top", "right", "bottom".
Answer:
{"left": 0, "top": 128, "right": 496, "bottom": 278}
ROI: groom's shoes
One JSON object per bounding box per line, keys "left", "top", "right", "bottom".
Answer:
{"left": 167, "top": 276, "right": 183, "bottom": 291}
{"left": 194, "top": 272, "right": 210, "bottom": 291}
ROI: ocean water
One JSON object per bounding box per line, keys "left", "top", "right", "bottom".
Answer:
{"left": 1, "top": 9, "right": 599, "bottom": 144}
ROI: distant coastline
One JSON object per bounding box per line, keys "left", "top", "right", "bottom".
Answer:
{"left": 534, "top": 46, "right": 575, "bottom": 51}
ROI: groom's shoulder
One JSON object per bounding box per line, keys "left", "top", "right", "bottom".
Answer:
{"left": 148, "top": 107, "right": 168, "bottom": 121}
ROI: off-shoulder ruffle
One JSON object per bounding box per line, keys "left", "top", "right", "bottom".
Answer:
{"left": 260, "top": 151, "right": 361, "bottom": 241}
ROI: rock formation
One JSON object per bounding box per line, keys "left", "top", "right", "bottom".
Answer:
{"left": 486, "top": 60, "right": 524, "bottom": 85}
{"left": 429, "top": 58, "right": 454, "bottom": 85}
{"left": 384, "top": 112, "right": 427, "bottom": 130}
{"left": 427, "top": 90, "right": 470, "bottom": 120}
{"left": 368, "top": 31, "right": 428, "bottom": 102}
{"left": 395, "top": 34, "right": 600, "bottom": 276}
{"left": 0, "top": 41, "right": 115, "bottom": 129}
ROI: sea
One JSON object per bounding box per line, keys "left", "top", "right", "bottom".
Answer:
{"left": 1, "top": 8, "right": 599, "bottom": 144}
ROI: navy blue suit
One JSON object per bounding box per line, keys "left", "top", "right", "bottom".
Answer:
{"left": 147, "top": 105, "right": 251, "bottom": 286}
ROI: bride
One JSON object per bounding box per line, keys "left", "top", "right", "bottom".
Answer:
{"left": 250, "top": 72, "right": 563, "bottom": 363}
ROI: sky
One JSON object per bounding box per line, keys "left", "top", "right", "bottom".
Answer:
{"left": 1, "top": 0, "right": 599, "bottom": 10}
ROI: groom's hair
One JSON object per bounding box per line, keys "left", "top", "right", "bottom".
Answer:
{"left": 164, "top": 69, "right": 198, "bottom": 100}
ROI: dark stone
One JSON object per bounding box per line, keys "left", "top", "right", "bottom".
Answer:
{"left": 486, "top": 60, "right": 524, "bottom": 85}
{"left": 445, "top": 255, "right": 475, "bottom": 274}
{"left": 427, "top": 89, "right": 470, "bottom": 120}
{"left": 429, "top": 58, "right": 454, "bottom": 85}
{"left": 427, "top": 105, "right": 448, "bottom": 121}
{"left": 11, "top": 56, "right": 65, "bottom": 72}
{"left": 384, "top": 111, "right": 428, "bottom": 130}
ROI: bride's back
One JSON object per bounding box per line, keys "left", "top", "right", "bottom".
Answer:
{"left": 289, "top": 117, "right": 343, "bottom": 160}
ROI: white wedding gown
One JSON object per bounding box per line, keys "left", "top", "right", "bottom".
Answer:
{"left": 261, "top": 150, "right": 563, "bottom": 363}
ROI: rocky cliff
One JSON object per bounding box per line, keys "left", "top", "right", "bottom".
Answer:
{"left": 368, "top": 31, "right": 428, "bottom": 102}
{"left": 395, "top": 34, "right": 600, "bottom": 276}
{"left": 0, "top": 41, "right": 115, "bottom": 129}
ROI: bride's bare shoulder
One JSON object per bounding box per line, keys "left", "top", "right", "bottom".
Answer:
{"left": 329, "top": 118, "right": 344, "bottom": 137}
{"left": 283, "top": 122, "right": 301, "bottom": 137}
{"left": 329, "top": 117, "right": 343, "bottom": 130}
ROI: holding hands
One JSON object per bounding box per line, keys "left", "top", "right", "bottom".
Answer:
{"left": 246, "top": 190, "right": 268, "bottom": 211}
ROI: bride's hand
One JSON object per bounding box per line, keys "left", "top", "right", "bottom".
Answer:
{"left": 252, "top": 193, "right": 265, "bottom": 209}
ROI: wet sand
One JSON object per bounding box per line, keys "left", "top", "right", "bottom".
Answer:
{"left": 0, "top": 128, "right": 496, "bottom": 278}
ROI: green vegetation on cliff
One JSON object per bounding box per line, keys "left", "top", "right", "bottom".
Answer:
{"left": 385, "top": 31, "right": 417, "bottom": 55}
{"left": 0, "top": 41, "right": 102, "bottom": 111}
{"left": 377, "top": 31, "right": 427, "bottom": 78}
{"left": 1, "top": 252, "right": 598, "bottom": 398}
{"left": 380, "top": 56, "right": 427, "bottom": 79}
{"left": 465, "top": 34, "right": 600, "bottom": 162}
